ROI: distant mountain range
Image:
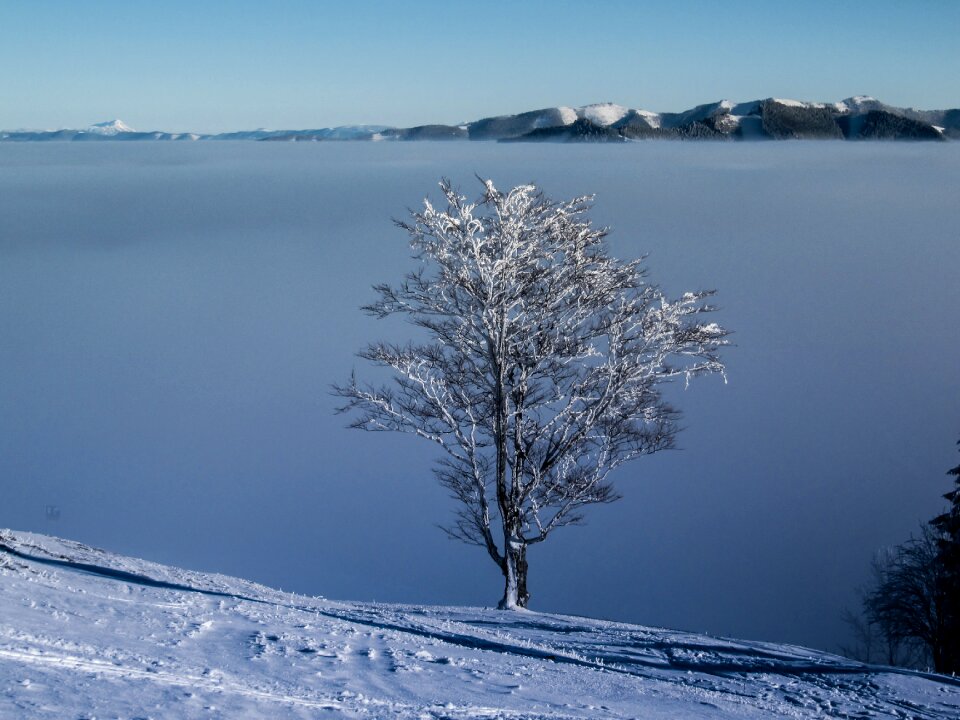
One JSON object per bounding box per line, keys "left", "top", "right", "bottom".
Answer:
{"left": 3, "top": 97, "right": 957, "bottom": 143}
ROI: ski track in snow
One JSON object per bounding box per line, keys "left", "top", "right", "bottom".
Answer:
{"left": 2, "top": 531, "right": 959, "bottom": 719}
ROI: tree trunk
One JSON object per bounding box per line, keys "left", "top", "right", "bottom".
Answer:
{"left": 515, "top": 544, "right": 530, "bottom": 607}
{"left": 498, "top": 542, "right": 530, "bottom": 609}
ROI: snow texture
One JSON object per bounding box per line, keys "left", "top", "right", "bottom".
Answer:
{"left": 577, "top": 103, "right": 630, "bottom": 126}
{"left": 771, "top": 98, "right": 806, "bottom": 108}
{"left": 1, "top": 530, "right": 958, "bottom": 719}
{"left": 556, "top": 107, "right": 578, "bottom": 126}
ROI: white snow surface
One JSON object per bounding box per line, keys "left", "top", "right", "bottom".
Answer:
{"left": 556, "top": 107, "right": 578, "bottom": 126}
{"left": 577, "top": 103, "right": 629, "bottom": 126}
{"left": 634, "top": 109, "right": 662, "bottom": 128}
{"left": 1, "top": 530, "right": 958, "bottom": 720}
{"left": 771, "top": 98, "right": 806, "bottom": 108}
{"left": 834, "top": 96, "right": 881, "bottom": 114}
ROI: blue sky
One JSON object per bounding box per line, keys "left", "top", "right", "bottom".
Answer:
{"left": 1, "top": 1, "right": 958, "bottom": 132}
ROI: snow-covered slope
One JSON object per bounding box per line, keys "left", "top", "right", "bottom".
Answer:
{"left": 1, "top": 530, "right": 957, "bottom": 719}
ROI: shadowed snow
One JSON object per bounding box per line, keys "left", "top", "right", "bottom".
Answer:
{"left": 2, "top": 531, "right": 958, "bottom": 719}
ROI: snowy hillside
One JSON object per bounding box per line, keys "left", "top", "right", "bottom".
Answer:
{"left": 1, "top": 531, "right": 957, "bottom": 719}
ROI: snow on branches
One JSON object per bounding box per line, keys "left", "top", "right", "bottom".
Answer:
{"left": 335, "top": 179, "right": 729, "bottom": 608}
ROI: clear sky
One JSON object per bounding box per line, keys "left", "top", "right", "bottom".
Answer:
{"left": 1, "top": 0, "right": 958, "bottom": 133}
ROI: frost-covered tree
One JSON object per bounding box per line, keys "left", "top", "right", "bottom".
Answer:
{"left": 334, "top": 179, "right": 728, "bottom": 609}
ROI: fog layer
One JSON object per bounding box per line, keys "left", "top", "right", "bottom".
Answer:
{"left": 1, "top": 142, "right": 957, "bottom": 653}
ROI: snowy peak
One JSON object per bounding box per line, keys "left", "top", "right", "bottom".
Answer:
{"left": 834, "top": 95, "right": 881, "bottom": 113}
{"left": 770, "top": 97, "right": 812, "bottom": 108}
{"left": 467, "top": 102, "right": 660, "bottom": 141}
{"left": 577, "top": 102, "right": 631, "bottom": 126}
{"left": 499, "top": 96, "right": 956, "bottom": 142}
{"left": 86, "top": 119, "right": 135, "bottom": 135}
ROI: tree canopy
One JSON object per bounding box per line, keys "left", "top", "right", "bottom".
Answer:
{"left": 335, "top": 179, "right": 729, "bottom": 608}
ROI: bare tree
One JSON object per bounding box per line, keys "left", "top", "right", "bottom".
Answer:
{"left": 847, "top": 439, "right": 960, "bottom": 674}
{"left": 865, "top": 526, "right": 950, "bottom": 672}
{"left": 840, "top": 606, "right": 893, "bottom": 666}
{"left": 335, "top": 179, "right": 728, "bottom": 609}
{"left": 841, "top": 559, "right": 927, "bottom": 668}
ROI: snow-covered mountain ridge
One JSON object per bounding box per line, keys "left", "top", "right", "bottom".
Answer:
{"left": 86, "top": 119, "right": 137, "bottom": 135}
{"left": 2, "top": 96, "right": 957, "bottom": 143}
{"left": 2, "top": 530, "right": 958, "bottom": 719}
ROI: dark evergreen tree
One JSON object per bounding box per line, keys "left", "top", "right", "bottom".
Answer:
{"left": 930, "top": 437, "right": 960, "bottom": 674}
{"left": 856, "top": 437, "right": 960, "bottom": 674}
